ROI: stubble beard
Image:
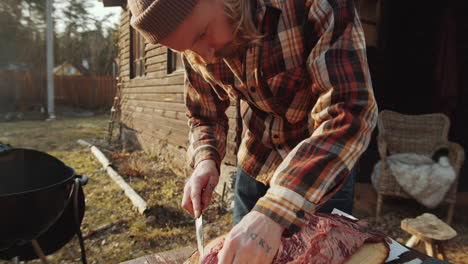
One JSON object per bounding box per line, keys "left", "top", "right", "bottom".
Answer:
{"left": 214, "top": 42, "right": 238, "bottom": 59}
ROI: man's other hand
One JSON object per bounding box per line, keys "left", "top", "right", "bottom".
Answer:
{"left": 181, "top": 159, "right": 219, "bottom": 218}
{"left": 218, "top": 211, "right": 284, "bottom": 264}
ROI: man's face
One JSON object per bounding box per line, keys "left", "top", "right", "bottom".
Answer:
{"left": 160, "top": 0, "right": 236, "bottom": 64}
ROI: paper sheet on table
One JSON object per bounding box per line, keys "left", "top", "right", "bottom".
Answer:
{"left": 330, "top": 209, "right": 420, "bottom": 264}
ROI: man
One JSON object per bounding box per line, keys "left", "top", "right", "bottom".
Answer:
{"left": 129, "top": 0, "right": 378, "bottom": 263}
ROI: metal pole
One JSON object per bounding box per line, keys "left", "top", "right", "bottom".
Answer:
{"left": 46, "top": 0, "right": 56, "bottom": 120}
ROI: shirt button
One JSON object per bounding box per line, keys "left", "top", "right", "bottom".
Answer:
{"left": 289, "top": 224, "right": 300, "bottom": 234}
{"left": 273, "top": 134, "right": 279, "bottom": 139}
{"left": 250, "top": 86, "right": 256, "bottom": 92}
{"left": 296, "top": 210, "right": 305, "bottom": 218}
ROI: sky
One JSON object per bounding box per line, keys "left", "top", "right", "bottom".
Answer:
{"left": 54, "top": 1, "right": 122, "bottom": 32}
{"left": 88, "top": 2, "right": 121, "bottom": 26}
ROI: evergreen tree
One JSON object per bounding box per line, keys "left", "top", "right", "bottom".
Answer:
{"left": 56, "top": 0, "right": 118, "bottom": 75}
{"left": 1, "top": 0, "right": 118, "bottom": 76}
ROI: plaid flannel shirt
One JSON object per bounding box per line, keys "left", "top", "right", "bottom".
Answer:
{"left": 184, "top": 0, "right": 378, "bottom": 232}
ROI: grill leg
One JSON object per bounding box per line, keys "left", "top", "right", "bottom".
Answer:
{"left": 11, "top": 257, "right": 19, "bottom": 264}
{"left": 31, "top": 239, "right": 49, "bottom": 264}
{"left": 74, "top": 180, "right": 88, "bottom": 264}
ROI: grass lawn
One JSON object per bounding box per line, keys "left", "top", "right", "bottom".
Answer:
{"left": 0, "top": 115, "right": 232, "bottom": 264}
{"left": 1, "top": 115, "right": 467, "bottom": 264}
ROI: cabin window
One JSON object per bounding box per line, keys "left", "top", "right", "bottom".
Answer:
{"left": 130, "top": 27, "right": 146, "bottom": 78}
{"left": 167, "top": 49, "right": 183, "bottom": 74}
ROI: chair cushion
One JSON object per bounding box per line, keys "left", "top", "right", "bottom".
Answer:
{"left": 372, "top": 153, "right": 456, "bottom": 208}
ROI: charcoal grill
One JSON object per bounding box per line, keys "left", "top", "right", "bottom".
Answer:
{"left": 0, "top": 146, "right": 88, "bottom": 264}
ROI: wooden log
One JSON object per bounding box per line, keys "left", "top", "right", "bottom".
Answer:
{"left": 77, "top": 139, "right": 92, "bottom": 147}
{"left": 77, "top": 139, "right": 148, "bottom": 214}
{"left": 106, "top": 166, "right": 148, "bottom": 214}
{"left": 91, "top": 146, "right": 112, "bottom": 167}
{"left": 122, "top": 99, "right": 187, "bottom": 113}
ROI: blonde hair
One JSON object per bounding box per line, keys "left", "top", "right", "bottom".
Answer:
{"left": 183, "top": 0, "right": 262, "bottom": 84}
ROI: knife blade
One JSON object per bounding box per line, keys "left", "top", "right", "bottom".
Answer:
{"left": 195, "top": 214, "right": 204, "bottom": 262}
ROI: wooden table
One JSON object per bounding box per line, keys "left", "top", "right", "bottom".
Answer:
{"left": 119, "top": 243, "right": 452, "bottom": 264}
{"left": 120, "top": 246, "right": 196, "bottom": 264}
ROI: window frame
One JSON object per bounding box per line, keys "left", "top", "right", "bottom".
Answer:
{"left": 166, "top": 49, "right": 184, "bottom": 75}
{"left": 130, "top": 26, "right": 146, "bottom": 78}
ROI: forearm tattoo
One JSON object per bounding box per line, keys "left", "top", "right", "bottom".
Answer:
{"left": 248, "top": 232, "right": 272, "bottom": 254}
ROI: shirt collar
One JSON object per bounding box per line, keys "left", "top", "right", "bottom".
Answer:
{"left": 255, "top": 0, "right": 283, "bottom": 29}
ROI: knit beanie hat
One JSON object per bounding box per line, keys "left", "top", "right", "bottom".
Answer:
{"left": 128, "top": 0, "right": 199, "bottom": 44}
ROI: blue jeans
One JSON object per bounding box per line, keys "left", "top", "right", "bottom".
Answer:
{"left": 233, "top": 167, "right": 356, "bottom": 225}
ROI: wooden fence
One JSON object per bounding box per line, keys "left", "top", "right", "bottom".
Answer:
{"left": 53, "top": 76, "right": 117, "bottom": 109}
{"left": 1, "top": 71, "right": 117, "bottom": 111}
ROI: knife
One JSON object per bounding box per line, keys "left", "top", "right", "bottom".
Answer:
{"left": 196, "top": 214, "right": 204, "bottom": 263}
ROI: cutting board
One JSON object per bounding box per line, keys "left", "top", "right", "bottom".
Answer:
{"left": 184, "top": 234, "right": 389, "bottom": 264}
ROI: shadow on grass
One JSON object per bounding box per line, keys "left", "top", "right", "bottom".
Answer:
{"left": 145, "top": 204, "right": 193, "bottom": 228}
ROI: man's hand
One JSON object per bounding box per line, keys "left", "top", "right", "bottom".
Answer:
{"left": 218, "top": 211, "right": 285, "bottom": 264}
{"left": 181, "top": 159, "right": 219, "bottom": 218}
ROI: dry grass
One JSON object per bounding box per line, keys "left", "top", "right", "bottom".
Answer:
{"left": 0, "top": 115, "right": 466, "bottom": 263}
{"left": 0, "top": 115, "right": 232, "bottom": 264}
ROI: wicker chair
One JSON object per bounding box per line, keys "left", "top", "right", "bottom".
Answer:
{"left": 375, "top": 110, "right": 465, "bottom": 225}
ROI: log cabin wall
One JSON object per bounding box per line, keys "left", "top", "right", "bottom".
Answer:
{"left": 116, "top": 1, "right": 467, "bottom": 194}
{"left": 117, "top": 6, "right": 238, "bottom": 177}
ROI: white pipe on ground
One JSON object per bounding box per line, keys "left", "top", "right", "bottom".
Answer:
{"left": 77, "top": 139, "right": 148, "bottom": 214}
